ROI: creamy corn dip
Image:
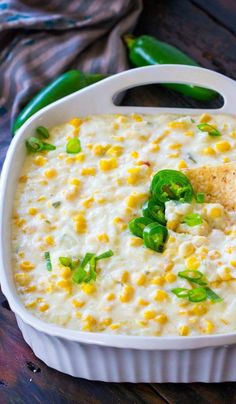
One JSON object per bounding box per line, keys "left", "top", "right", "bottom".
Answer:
{"left": 12, "top": 113, "right": 236, "bottom": 336}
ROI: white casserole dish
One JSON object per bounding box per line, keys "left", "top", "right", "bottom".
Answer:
{"left": 1, "top": 65, "right": 236, "bottom": 382}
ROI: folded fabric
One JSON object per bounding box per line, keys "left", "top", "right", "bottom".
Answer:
{"left": 0, "top": 0, "right": 142, "bottom": 167}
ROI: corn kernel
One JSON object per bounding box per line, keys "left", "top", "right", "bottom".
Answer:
{"left": 129, "top": 237, "right": 143, "bottom": 247}
{"left": 179, "top": 242, "right": 195, "bottom": 258}
{"left": 203, "top": 320, "right": 215, "bottom": 334}
{"left": 230, "top": 261, "right": 236, "bottom": 268}
{"left": 72, "top": 299, "right": 85, "bottom": 308}
{"left": 137, "top": 320, "right": 148, "bottom": 327}
{"left": 199, "top": 113, "right": 212, "bottom": 123}
{"left": 121, "top": 270, "right": 130, "bottom": 283}
{"left": 19, "top": 260, "right": 35, "bottom": 271}
{"left": 167, "top": 152, "right": 180, "bottom": 158}
{"left": 69, "top": 117, "right": 82, "bottom": 127}
{"left": 138, "top": 298, "right": 149, "bottom": 306}
{"left": 25, "top": 300, "right": 37, "bottom": 309}
{"left": 60, "top": 267, "right": 71, "bottom": 279}
{"left": 44, "top": 168, "right": 57, "bottom": 178}
{"left": 131, "top": 113, "right": 143, "bottom": 122}
{"left": 19, "top": 175, "right": 28, "bottom": 183}
{"left": 82, "top": 197, "right": 94, "bottom": 209}
{"left": 81, "top": 167, "right": 96, "bottom": 176}
{"left": 15, "top": 273, "right": 31, "bottom": 286}
{"left": 18, "top": 251, "right": 25, "bottom": 258}
{"left": 126, "top": 193, "right": 147, "bottom": 209}
{"left": 151, "top": 144, "right": 160, "bottom": 152}
{"left": 136, "top": 274, "right": 147, "bottom": 286}
{"left": 110, "top": 323, "right": 121, "bottom": 330}
{"left": 215, "top": 140, "right": 231, "bottom": 152}
{"left": 81, "top": 283, "right": 96, "bottom": 295}
{"left": 151, "top": 276, "right": 165, "bottom": 286}
{"left": 131, "top": 151, "right": 139, "bottom": 158}
{"left": 154, "top": 289, "right": 168, "bottom": 301}
{"left": 165, "top": 261, "right": 174, "bottom": 272}
{"left": 168, "top": 121, "right": 188, "bottom": 129}
{"left": 44, "top": 235, "right": 55, "bottom": 246}
{"left": 143, "top": 310, "right": 156, "bottom": 320}
{"left": 33, "top": 156, "right": 47, "bottom": 166}
{"left": 69, "top": 178, "right": 81, "bottom": 186}
{"left": 100, "top": 317, "right": 112, "bottom": 326}
{"left": 120, "top": 285, "right": 134, "bottom": 303}
{"left": 169, "top": 143, "right": 183, "bottom": 150}
{"left": 190, "top": 303, "right": 208, "bottom": 316}
{"left": 92, "top": 144, "right": 110, "bottom": 156}
{"left": 177, "top": 160, "right": 188, "bottom": 169}
{"left": 165, "top": 272, "right": 177, "bottom": 283}
{"left": 185, "top": 256, "right": 200, "bottom": 270}
{"left": 106, "top": 145, "right": 123, "bottom": 157}
{"left": 75, "top": 153, "right": 85, "bottom": 162}
{"left": 184, "top": 130, "right": 194, "bottom": 137}
{"left": 28, "top": 207, "right": 38, "bottom": 215}
{"left": 219, "top": 267, "right": 232, "bottom": 281}
{"left": 112, "top": 217, "right": 127, "bottom": 231}
{"left": 167, "top": 219, "right": 178, "bottom": 230}
{"left": 64, "top": 186, "right": 79, "bottom": 201}
{"left": 97, "top": 233, "right": 109, "bottom": 243}
{"left": 152, "top": 130, "right": 170, "bottom": 144}
{"left": 99, "top": 158, "right": 117, "bottom": 171}
{"left": 57, "top": 280, "right": 72, "bottom": 293}
{"left": 179, "top": 325, "right": 189, "bottom": 336}
{"left": 106, "top": 292, "right": 115, "bottom": 301}
{"left": 209, "top": 207, "right": 222, "bottom": 218}
{"left": 38, "top": 303, "right": 49, "bottom": 312}
{"left": 74, "top": 214, "right": 87, "bottom": 233}
{"left": 155, "top": 313, "right": 168, "bottom": 324}
{"left": 202, "top": 147, "right": 216, "bottom": 156}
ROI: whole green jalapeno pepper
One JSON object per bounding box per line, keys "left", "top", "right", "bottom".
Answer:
{"left": 13, "top": 70, "right": 106, "bottom": 135}
{"left": 124, "top": 35, "right": 217, "bottom": 101}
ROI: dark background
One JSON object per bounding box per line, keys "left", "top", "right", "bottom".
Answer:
{"left": 1, "top": 0, "right": 236, "bottom": 402}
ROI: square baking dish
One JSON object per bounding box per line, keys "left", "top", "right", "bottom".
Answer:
{"left": 1, "top": 65, "right": 236, "bottom": 382}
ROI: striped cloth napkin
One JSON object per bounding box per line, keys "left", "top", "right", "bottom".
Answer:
{"left": 0, "top": 0, "right": 142, "bottom": 167}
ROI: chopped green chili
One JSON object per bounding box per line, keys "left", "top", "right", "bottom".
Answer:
{"left": 142, "top": 199, "right": 166, "bottom": 225}
{"left": 188, "top": 287, "right": 207, "bottom": 302}
{"left": 66, "top": 138, "right": 81, "bottom": 154}
{"left": 52, "top": 201, "right": 61, "bottom": 208}
{"left": 44, "top": 251, "right": 52, "bottom": 271}
{"left": 171, "top": 288, "right": 190, "bottom": 299}
{"left": 183, "top": 213, "right": 203, "bottom": 227}
{"left": 205, "top": 287, "right": 223, "bottom": 303}
{"left": 96, "top": 250, "right": 114, "bottom": 260}
{"left": 72, "top": 250, "right": 113, "bottom": 284}
{"left": 36, "top": 126, "right": 50, "bottom": 139}
{"left": 59, "top": 257, "right": 72, "bottom": 267}
{"left": 197, "top": 123, "right": 221, "bottom": 137}
{"left": 143, "top": 223, "right": 168, "bottom": 252}
{"left": 25, "top": 136, "right": 56, "bottom": 153}
{"left": 128, "top": 217, "right": 153, "bottom": 238}
{"left": 196, "top": 192, "right": 205, "bottom": 203}
{"left": 178, "top": 270, "right": 207, "bottom": 286}
{"left": 151, "top": 169, "right": 194, "bottom": 205}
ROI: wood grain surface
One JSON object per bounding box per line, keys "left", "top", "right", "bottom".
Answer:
{"left": 1, "top": 0, "right": 236, "bottom": 402}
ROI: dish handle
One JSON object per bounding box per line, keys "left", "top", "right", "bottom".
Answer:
{"left": 95, "top": 65, "right": 236, "bottom": 114}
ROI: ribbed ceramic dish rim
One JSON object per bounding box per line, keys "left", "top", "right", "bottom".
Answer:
{"left": 1, "top": 65, "right": 236, "bottom": 351}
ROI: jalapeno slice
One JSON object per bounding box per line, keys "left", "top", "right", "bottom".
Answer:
{"left": 171, "top": 287, "right": 190, "bottom": 299}
{"left": 188, "top": 287, "right": 207, "bottom": 302}
{"left": 151, "top": 169, "right": 194, "bottom": 204}
{"left": 178, "top": 270, "right": 208, "bottom": 286}
{"left": 25, "top": 136, "right": 56, "bottom": 153}
{"left": 143, "top": 223, "right": 168, "bottom": 252}
{"left": 128, "top": 217, "right": 153, "bottom": 238}
{"left": 142, "top": 199, "right": 166, "bottom": 225}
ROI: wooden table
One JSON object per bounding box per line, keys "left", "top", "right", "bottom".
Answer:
{"left": 1, "top": 0, "right": 236, "bottom": 402}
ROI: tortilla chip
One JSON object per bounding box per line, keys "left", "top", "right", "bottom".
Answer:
{"left": 183, "top": 163, "right": 236, "bottom": 210}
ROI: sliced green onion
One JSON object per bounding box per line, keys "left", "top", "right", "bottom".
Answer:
{"left": 190, "top": 118, "right": 196, "bottom": 123}
{"left": 197, "top": 123, "right": 221, "bottom": 137}
{"left": 143, "top": 223, "right": 168, "bottom": 252}
{"left": 171, "top": 288, "right": 190, "bottom": 298}
{"left": 183, "top": 213, "right": 203, "bottom": 227}
{"left": 36, "top": 126, "right": 50, "bottom": 139}
{"left": 96, "top": 250, "right": 114, "bottom": 261}
{"left": 178, "top": 270, "right": 207, "bottom": 286}
{"left": 66, "top": 138, "right": 81, "bottom": 154}
{"left": 196, "top": 192, "right": 205, "bottom": 203}
{"left": 188, "top": 287, "right": 207, "bottom": 302}
{"left": 142, "top": 199, "right": 166, "bottom": 225}
{"left": 44, "top": 251, "right": 52, "bottom": 271}
{"left": 52, "top": 201, "right": 61, "bottom": 208}
{"left": 128, "top": 217, "right": 153, "bottom": 238}
{"left": 25, "top": 136, "right": 56, "bottom": 153}
{"left": 205, "top": 287, "right": 223, "bottom": 303}
{"left": 151, "top": 169, "right": 194, "bottom": 205}
{"left": 59, "top": 257, "right": 72, "bottom": 267}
